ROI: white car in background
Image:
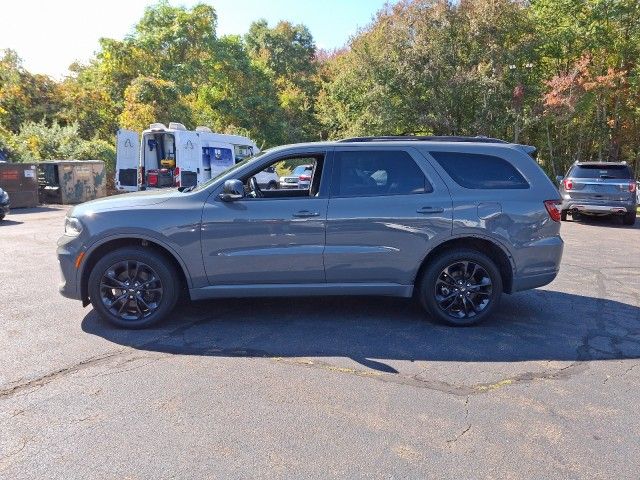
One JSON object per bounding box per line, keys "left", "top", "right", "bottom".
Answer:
{"left": 280, "top": 164, "right": 313, "bottom": 189}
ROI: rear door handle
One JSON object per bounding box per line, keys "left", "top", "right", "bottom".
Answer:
{"left": 293, "top": 210, "right": 320, "bottom": 218}
{"left": 416, "top": 206, "right": 444, "bottom": 214}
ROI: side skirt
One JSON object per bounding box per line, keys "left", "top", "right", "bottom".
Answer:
{"left": 189, "top": 283, "right": 414, "bottom": 301}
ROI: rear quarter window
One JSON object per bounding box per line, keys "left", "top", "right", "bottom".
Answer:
{"left": 429, "top": 151, "right": 529, "bottom": 189}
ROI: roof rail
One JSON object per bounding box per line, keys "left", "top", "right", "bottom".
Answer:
{"left": 337, "top": 135, "right": 509, "bottom": 144}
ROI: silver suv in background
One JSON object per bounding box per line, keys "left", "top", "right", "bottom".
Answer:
{"left": 558, "top": 162, "right": 637, "bottom": 225}
{"left": 280, "top": 164, "right": 313, "bottom": 189}
{"left": 58, "top": 136, "right": 563, "bottom": 329}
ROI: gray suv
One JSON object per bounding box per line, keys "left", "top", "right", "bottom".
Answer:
{"left": 558, "top": 162, "right": 637, "bottom": 225}
{"left": 58, "top": 136, "right": 564, "bottom": 328}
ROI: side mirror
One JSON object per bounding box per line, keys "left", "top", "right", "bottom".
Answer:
{"left": 219, "top": 179, "right": 245, "bottom": 202}
{"left": 556, "top": 175, "right": 563, "bottom": 184}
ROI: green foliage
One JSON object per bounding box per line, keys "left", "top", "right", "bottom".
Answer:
{"left": 531, "top": 0, "right": 640, "bottom": 173}
{"left": 246, "top": 20, "right": 316, "bottom": 79}
{"left": 0, "top": 49, "right": 63, "bottom": 133}
{"left": 5, "top": 120, "right": 115, "bottom": 170}
{"left": 317, "top": 0, "right": 540, "bottom": 139}
{"left": 119, "top": 76, "right": 192, "bottom": 132}
{"left": 246, "top": 20, "right": 321, "bottom": 143}
{"left": 70, "top": 138, "right": 117, "bottom": 173}
{"left": 188, "top": 35, "right": 286, "bottom": 146}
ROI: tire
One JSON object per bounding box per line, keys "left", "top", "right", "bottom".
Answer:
{"left": 88, "top": 247, "right": 180, "bottom": 329}
{"left": 572, "top": 211, "right": 581, "bottom": 221}
{"left": 623, "top": 210, "right": 636, "bottom": 226}
{"left": 418, "top": 249, "right": 503, "bottom": 327}
{"left": 560, "top": 210, "right": 567, "bottom": 221}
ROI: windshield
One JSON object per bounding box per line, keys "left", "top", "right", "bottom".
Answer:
{"left": 192, "top": 150, "right": 267, "bottom": 192}
{"left": 569, "top": 164, "right": 632, "bottom": 179}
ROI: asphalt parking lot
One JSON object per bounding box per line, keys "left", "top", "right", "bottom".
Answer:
{"left": 1, "top": 206, "right": 639, "bottom": 479}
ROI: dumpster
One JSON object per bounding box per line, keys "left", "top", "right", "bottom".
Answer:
{"left": 38, "top": 160, "right": 106, "bottom": 205}
{"left": 0, "top": 163, "right": 39, "bottom": 208}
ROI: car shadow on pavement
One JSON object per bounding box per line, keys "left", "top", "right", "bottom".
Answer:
{"left": 0, "top": 219, "right": 23, "bottom": 226}
{"left": 569, "top": 214, "right": 640, "bottom": 230}
{"left": 13, "top": 205, "right": 67, "bottom": 214}
{"left": 81, "top": 289, "right": 640, "bottom": 373}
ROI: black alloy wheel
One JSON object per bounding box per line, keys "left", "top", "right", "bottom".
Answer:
{"left": 419, "top": 249, "right": 502, "bottom": 326}
{"left": 88, "top": 247, "right": 179, "bottom": 328}
{"left": 99, "top": 260, "right": 163, "bottom": 321}
{"left": 434, "top": 260, "right": 492, "bottom": 320}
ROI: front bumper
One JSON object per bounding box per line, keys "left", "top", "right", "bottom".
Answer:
{"left": 57, "top": 235, "right": 84, "bottom": 301}
{"left": 0, "top": 203, "right": 9, "bottom": 216}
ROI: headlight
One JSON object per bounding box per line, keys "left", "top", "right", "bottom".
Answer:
{"left": 64, "top": 217, "right": 83, "bottom": 236}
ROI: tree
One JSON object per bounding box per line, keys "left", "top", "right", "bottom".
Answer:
{"left": 5, "top": 120, "right": 115, "bottom": 169}
{"left": 0, "top": 49, "right": 63, "bottom": 132}
{"left": 187, "top": 36, "right": 285, "bottom": 146}
{"left": 119, "top": 76, "right": 193, "bottom": 132}
{"left": 96, "top": 1, "right": 218, "bottom": 101}
{"left": 533, "top": 0, "right": 640, "bottom": 172}
{"left": 56, "top": 62, "right": 119, "bottom": 141}
{"left": 245, "top": 20, "right": 321, "bottom": 142}
{"left": 317, "top": 0, "right": 540, "bottom": 141}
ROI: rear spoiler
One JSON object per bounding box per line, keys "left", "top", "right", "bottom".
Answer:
{"left": 516, "top": 144, "right": 537, "bottom": 159}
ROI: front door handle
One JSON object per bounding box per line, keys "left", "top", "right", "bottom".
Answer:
{"left": 293, "top": 210, "right": 320, "bottom": 218}
{"left": 416, "top": 206, "right": 444, "bottom": 214}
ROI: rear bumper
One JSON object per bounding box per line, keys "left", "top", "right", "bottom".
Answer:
{"left": 560, "top": 200, "right": 635, "bottom": 215}
{"left": 511, "top": 235, "right": 563, "bottom": 293}
{"left": 512, "top": 271, "right": 558, "bottom": 292}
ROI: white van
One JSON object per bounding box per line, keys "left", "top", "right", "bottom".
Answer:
{"left": 115, "top": 123, "right": 265, "bottom": 192}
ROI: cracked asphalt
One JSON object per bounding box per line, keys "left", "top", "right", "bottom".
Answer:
{"left": 1, "top": 206, "right": 639, "bottom": 479}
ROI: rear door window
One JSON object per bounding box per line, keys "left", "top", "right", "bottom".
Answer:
{"left": 430, "top": 151, "right": 529, "bottom": 189}
{"left": 568, "top": 165, "right": 632, "bottom": 179}
{"left": 331, "top": 150, "right": 432, "bottom": 197}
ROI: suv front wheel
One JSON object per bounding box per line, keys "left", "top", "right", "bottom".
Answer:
{"left": 88, "top": 247, "right": 180, "bottom": 329}
{"left": 418, "top": 249, "right": 503, "bottom": 326}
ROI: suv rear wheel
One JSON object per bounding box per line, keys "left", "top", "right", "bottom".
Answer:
{"left": 623, "top": 210, "right": 636, "bottom": 226}
{"left": 88, "top": 247, "right": 180, "bottom": 329}
{"left": 418, "top": 249, "right": 503, "bottom": 326}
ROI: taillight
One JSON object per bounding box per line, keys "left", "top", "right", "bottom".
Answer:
{"left": 544, "top": 200, "right": 562, "bottom": 222}
{"left": 299, "top": 175, "right": 311, "bottom": 181}
{"left": 173, "top": 167, "right": 181, "bottom": 187}
{"left": 629, "top": 182, "right": 637, "bottom": 193}
{"left": 562, "top": 178, "right": 573, "bottom": 190}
